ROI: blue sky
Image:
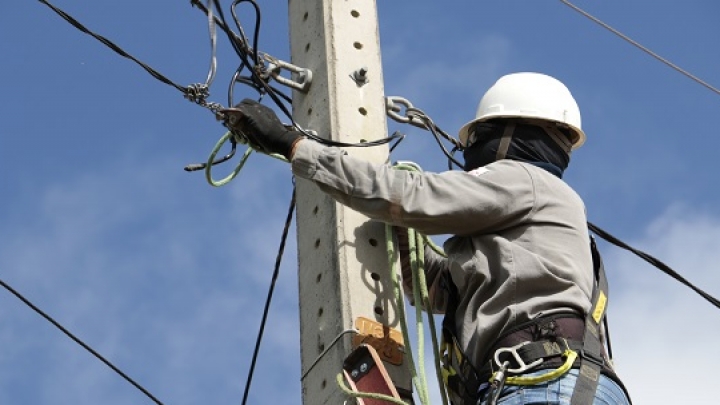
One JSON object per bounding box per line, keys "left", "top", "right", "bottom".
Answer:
{"left": 2, "top": 1, "right": 719, "bottom": 404}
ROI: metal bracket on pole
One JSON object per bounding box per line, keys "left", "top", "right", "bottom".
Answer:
{"left": 264, "top": 54, "right": 313, "bottom": 93}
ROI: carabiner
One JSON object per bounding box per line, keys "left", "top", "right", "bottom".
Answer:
{"left": 494, "top": 341, "right": 543, "bottom": 374}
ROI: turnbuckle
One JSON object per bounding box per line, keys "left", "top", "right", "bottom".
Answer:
{"left": 493, "top": 341, "right": 543, "bottom": 374}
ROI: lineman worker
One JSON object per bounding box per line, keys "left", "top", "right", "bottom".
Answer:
{"left": 224, "top": 72, "right": 631, "bottom": 405}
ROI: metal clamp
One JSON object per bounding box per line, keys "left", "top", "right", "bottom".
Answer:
{"left": 493, "top": 341, "right": 543, "bottom": 374}
{"left": 264, "top": 54, "right": 312, "bottom": 93}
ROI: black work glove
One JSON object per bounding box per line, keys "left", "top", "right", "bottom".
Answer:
{"left": 222, "top": 99, "right": 303, "bottom": 159}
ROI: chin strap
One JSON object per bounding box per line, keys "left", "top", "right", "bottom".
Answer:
{"left": 495, "top": 124, "right": 516, "bottom": 160}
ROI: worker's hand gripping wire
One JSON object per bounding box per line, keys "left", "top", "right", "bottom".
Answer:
{"left": 221, "top": 99, "right": 304, "bottom": 159}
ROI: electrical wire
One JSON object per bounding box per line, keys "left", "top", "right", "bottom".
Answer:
{"left": 0, "top": 278, "right": 166, "bottom": 405}
{"left": 416, "top": 116, "right": 464, "bottom": 170}
{"left": 559, "top": 0, "right": 720, "bottom": 97}
{"left": 241, "top": 186, "right": 296, "bottom": 405}
{"left": 192, "top": 0, "right": 403, "bottom": 149}
{"left": 38, "top": 0, "right": 187, "bottom": 96}
{"left": 588, "top": 222, "right": 720, "bottom": 309}
{"left": 202, "top": 0, "right": 219, "bottom": 90}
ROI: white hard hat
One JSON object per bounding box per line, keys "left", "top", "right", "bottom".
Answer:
{"left": 458, "top": 72, "right": 586, "bottom": 149}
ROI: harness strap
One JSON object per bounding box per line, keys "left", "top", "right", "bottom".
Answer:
{"left": 440, "top": 272, "right": 484, "bottom": 405}
{"left": 570, "top": 236, "right": 610, "bottom": 404}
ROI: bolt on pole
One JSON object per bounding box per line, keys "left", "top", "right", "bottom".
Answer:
{"left": 287, "top": 0, "right": 413, "bottom": 404}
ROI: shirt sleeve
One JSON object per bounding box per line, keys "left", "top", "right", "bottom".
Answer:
{"left": 291, "top": 140, "right": 536, "bottom": 236}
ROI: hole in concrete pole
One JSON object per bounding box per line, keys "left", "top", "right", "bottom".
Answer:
{"left": 315, "top": 239, "right": 321, "bottom": 248}
{"left": 374, "top": 306, "right": 384, "bottom": 316}
{"left": 318, "top": 307, "right": 324, "bottom": 317}
{"left": 321, "top": 379, "right": 327, "bottom": 389}
{"left": 312, "top": 205, "right": 319, "bottom": 215}
{"left": 303, "top": 11, "right": 309, "bottom": 21}
{"left": 318, "top": 342, "right": 325, "bottom": 353}
{"left": 353, "top": 41, "right": 363, "bottom": 50}
{"left": 358, "top": 107, "right": 368, "bottom": 116}
{"left": 316, "top": 273, "right": 322, "bottom": 283}
{"left": 368, "top": 238, "right": 378, "bottom": 247}
{"left": 305, "top": 43, "right": 311, "bottom": 52}
{"left": 351, "top": 10, "right": 360, "bottom": 18}
{"left": 371, "top": 272, "right": 380, "bottom": 281}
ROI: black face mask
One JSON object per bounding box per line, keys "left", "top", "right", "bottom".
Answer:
{"left": 463, "top": 121, "right": 571, "bottom": 177}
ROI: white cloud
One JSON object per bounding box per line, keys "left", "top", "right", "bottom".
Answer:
{"left": 0, "top": 153, "right": 303, "bottom": 405}
{"left": 602, "top": 205, "right": 720, "bottom": 404}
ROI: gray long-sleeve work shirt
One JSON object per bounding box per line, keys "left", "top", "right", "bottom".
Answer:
{"left": 291, "top": 140, "right": 594, "bottom": 368}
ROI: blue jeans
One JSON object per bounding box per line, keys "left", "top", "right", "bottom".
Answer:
{"left": 477, "top": 369, "right": 630, "bottom": 405}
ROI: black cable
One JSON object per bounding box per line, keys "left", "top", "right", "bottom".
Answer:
{"left": 404, "top": 108, "right": 464, "bottom": 169}
{"left": 241, "top": 186, "right": 296, "bottom": 405}
{"left": 388, "top": 131, "right": 407, "bottom": 155}
{"left": 0, "top": 278, "right": 165, "bottom": 405}
{"left": 587, "top": 221, "right": 720, "bottom": 309}
{"left": 38, "top": 0, "right": 187, "bottom": 95}
{"left": 427, "top": 124, "right": 464, "bottom": 169}
{"left": 41, "top": 0, "right": 459, "bottom": 155}
{"left": 192, "top": 0, "right": 405, "bottom": 150}
{"left": 231, "top": 0, "right": 262, "bottom": 68}
{"left": 447, "top": 146, "right": 462, "bottom": 171}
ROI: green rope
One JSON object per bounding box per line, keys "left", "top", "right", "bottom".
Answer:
{"left": 423, "top": 234, "right": 447, "bottom": 259}
{"left": 408, "top": 228, "right": 434, "bottom": 405}
{"left": 385, "top": 223, "right": 421, "bottom": 397}
{"left": 414, "top": 230, "right": 449, "bottom": 405}
{"left": 204, "top": 131, "right": 289, "bottom": 187}
{"left": 205, "top": 131, "right": 254, "bottom": 187}
{"left": 361, "top": 162, "right": 449, "bottom": 405}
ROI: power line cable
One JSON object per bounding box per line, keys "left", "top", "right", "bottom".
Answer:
{"left": 0, "top": 278, "right": 166, "bottom": 405}
{"left": 38, "top": 0, "right": 187, "bottom": 95}
{"left": 587, "top": 222, "right": 720, "bottom": 309}
{"left": 559, "top": 0, "right": 720, "bottom": 97}
{"left": 241, "top": 186, "right": 296, "bottom": 405}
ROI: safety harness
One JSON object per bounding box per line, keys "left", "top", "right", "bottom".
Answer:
{"left": 440, "top": 236, "right": 630, "bottom": 405}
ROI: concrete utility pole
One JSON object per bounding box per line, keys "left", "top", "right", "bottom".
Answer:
{"left": 288, "top": 0, "right": 413, "bottom": 404}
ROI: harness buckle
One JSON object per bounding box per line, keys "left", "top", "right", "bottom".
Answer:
{"left": 493, "top": 341, "right": 543, "bottom": 374}
{"left": 580, "top": 348, "right": 606, "bottom": 368}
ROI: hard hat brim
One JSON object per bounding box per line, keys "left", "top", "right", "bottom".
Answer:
{"left": 458, "top": 114, "right": 586, "bottom": 150}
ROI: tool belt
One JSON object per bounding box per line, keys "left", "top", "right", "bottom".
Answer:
{"left": 477, "top": 314, "right": 591, "bottom": 382}
{"left": 445, "top": 314, "right": 625, "bottom": 405}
